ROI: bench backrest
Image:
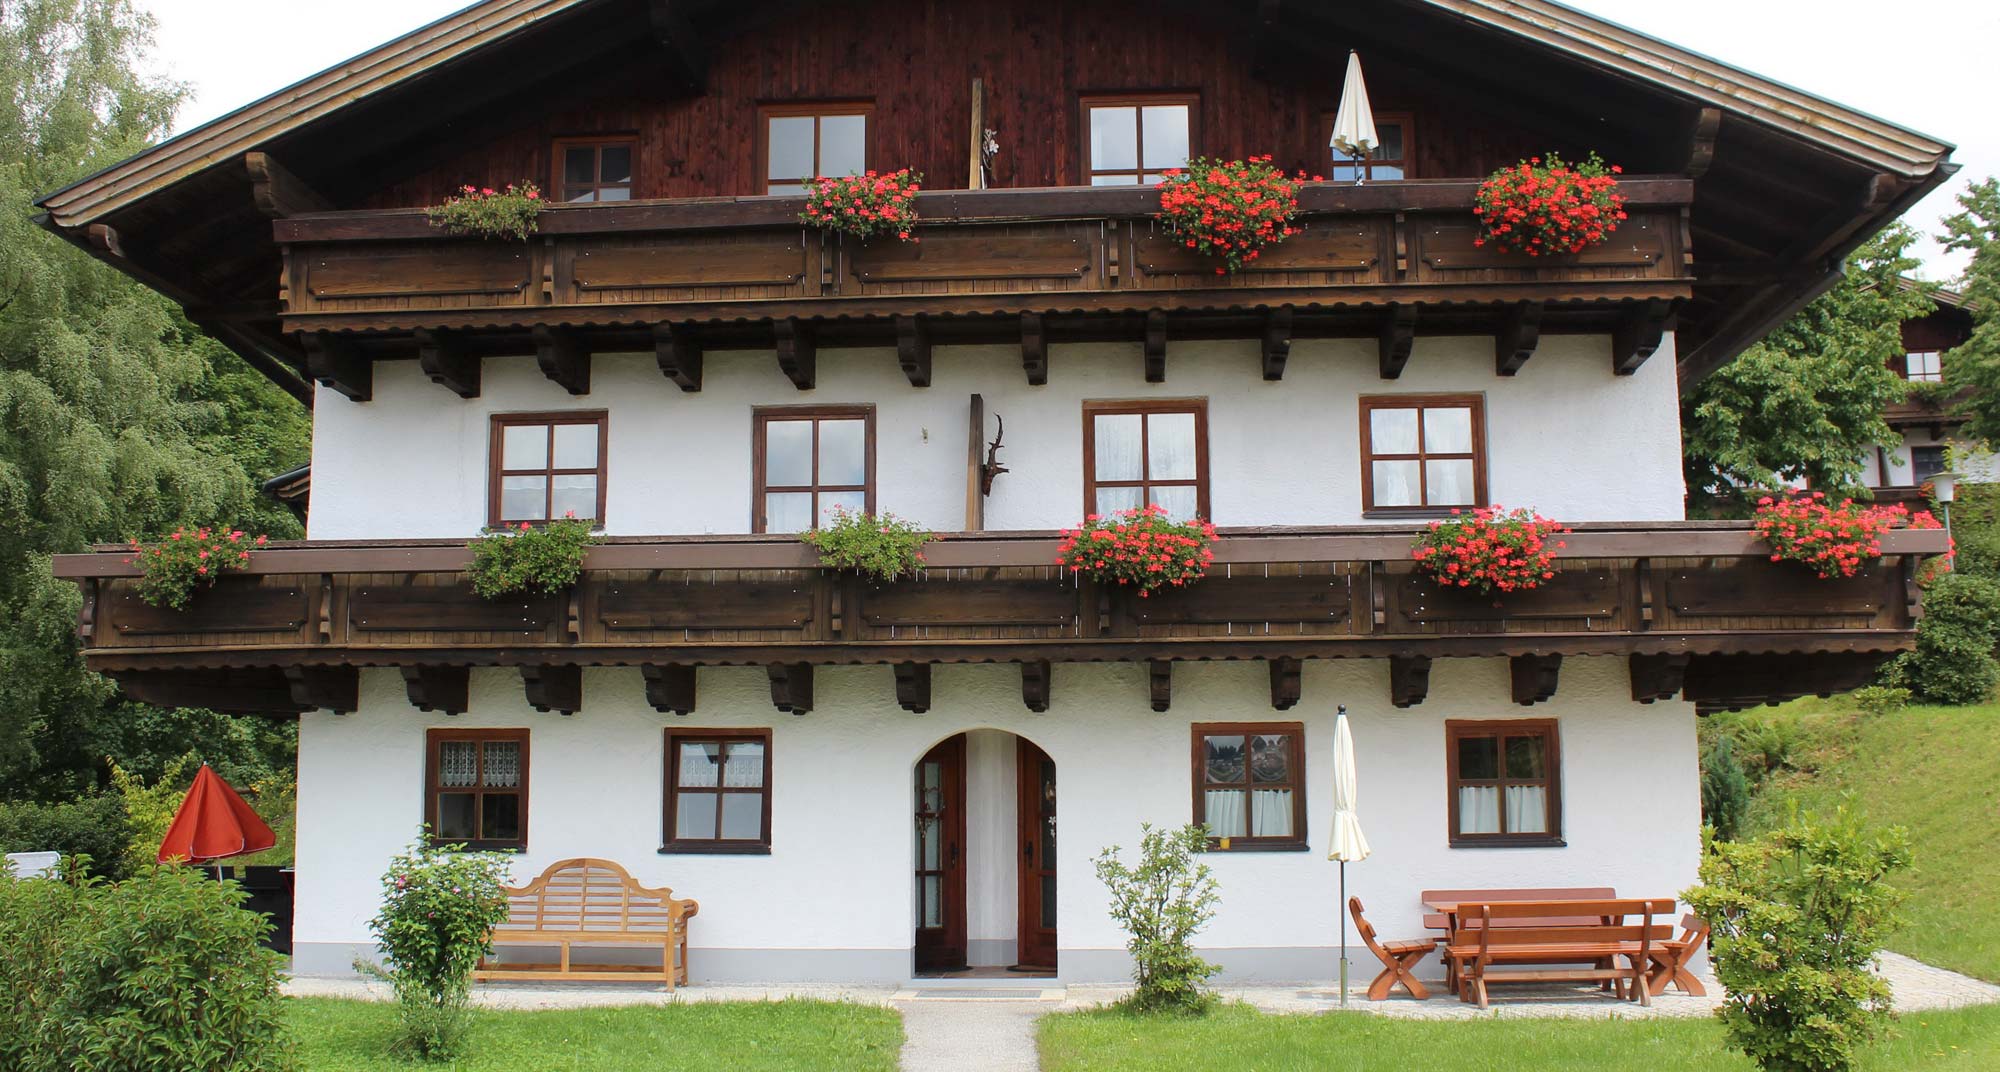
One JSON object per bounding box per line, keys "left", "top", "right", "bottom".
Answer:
{"left": 496, "top": 857, "right": 689, "bottom": 935}
{"left": 1425, "top": 887, "right": 1619, "bottom": 928}
{"left": 1456, "top": 899, "right": 1673, "bottom": 958}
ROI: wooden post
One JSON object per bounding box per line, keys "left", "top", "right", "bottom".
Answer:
{"left": 968, "top": 78, "right": 986, "bottom": 190}
{"left": 965, "top": 394, "right": 986, "bottom": 531}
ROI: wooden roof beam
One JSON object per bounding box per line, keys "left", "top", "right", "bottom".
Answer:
{"left": 1511, "top": 654, "right": 1562, "bottom": 706}
{"left": 1495, "top": 301, "right": 1543, "bottom": 376}
{"left": 1262, "top": 305, "right": 1293, "bottom": 381}
{"left": 1612, "top": 300, "right": 1675, "bottom": 375}
{"left": 1682, "top": 108, "right": 1722, "bottom": 179}
{"left": 1379, "top": 304, "right": 1417, "bottom": 379}
{"left": 1630, "top": 653, "right": 1689, "bottom": 704}
{"left": 417, "top": 329, "right": 479, "bottom": 398}
{"left": 1149, "top": 659, "right": 1173, "bottom": 712}
{"left": 654, "top": 322, "right": 703, "bottom": 391}
{"left": 1144, "top": 310, "right": 1168, "bottom": 383}
{"left": 402, "top": 666, "right": 470, "bottom": 715}
{"left": 1390, "top": 655, "right": 1431, "bottom": 708}
{"left": 643, "top": 663, "right": 697, "bottom": 715}
{"left": 304, "top": 332, "right": 371, "bottom": 402}
{"left": 1269, "top": 656, "right": 1302, "bottom": 711}
{"left": 1021, "top": 312, "right": 1048, "bottom": 385}
{"left": 244, "top": 151, "right": 332, "bottom": 218}
{"left": 522, "top": 664, "right": 582, "bottom": 715}
{"left": 283, "top": 666, "right": 358, "bottom": 714}
{"left": 1021, "top": 660, "right": 1051, "bottom": 713}
{"left": 895, "top": 662, "right": 932, "bottom": 713}
{"left": 896, "top": 314, "right": 932, "bottom": 387}
{"left": 774, "top": 318, "right": 816, "bottom": 390}
{"left": 768, "top": 662, "right": 813, "bottom": 714}
{"left": 534, "top": 325, "right": 592, "bottom": 395}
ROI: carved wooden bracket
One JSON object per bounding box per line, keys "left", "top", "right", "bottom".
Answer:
{"left": 1379, "top": 304, "right": 1417, "bottom": 379}
{"left": 895, "top": 662, "right": 932, "bottom": 713}
{"left": 1389, "top": 654, "right": 1431, "bottom": 708}
{"left": 244, "top": 151, "right": 332, "bottom": 218}
{"left": 1495, "top": 301, "right": 1544, "bottom": 376}
{"left": 1021, "top": 312, "right": 1048, "bottom": 385}
{"left": 284, "top": 666, "right": 359, "bottom": 714}
{"left": 1144, "top": 310, "right": 1168, "bottom": 383}
{"left": 774, "top": 319, "right": 816, "bottom": 389}
{"left": 1149, "top": 659, "right": 1173, "bottom": 712}
{"left": 416, "top": 328, "right": 479, "bottom": 398}
{"left": 767, "top": 662, "right": 814, "bottom": 714}
{"left": 1510, "top": 654, "right": 1562, "bottom": 706}
{"left": 1020, "top": 659, "right": 1051, "bottom": 712}
{"left": 534, "top": 325, "right": 592, "bottom": 395}
{"left": 522, "top": 664, "right": 583, "bottom": 715}
{"left": 1262, "top": 305, "right": 1294, "bottom": 381}
{"left": 1269, "top": 656, "right": 1302, "bottom": 710}
{"left": 896, "top": 314, "right": 932, "bottom": 387}
{"left": 1684, "top": 107, "right": 1722, "bottom": 179}
{"left": 1629, "top": 652, "right": 1690, "bottom": 704}
{"left": 304, "top": 332, "right": 372, "bottom": 402}
{"left": 642, "top": 663, "right": 697, "bottom": 715}
{"left": 403, "top": 665, "right": 470, "bottom": 716}
{"left": 1612, "top": 299, "right": 1673, "bottom": 375}
{"left": 651, "top": 322, "right": 704, "bottom": 391}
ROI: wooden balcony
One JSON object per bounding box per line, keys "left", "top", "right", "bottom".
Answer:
{"left": 53, "top": 523, "right": 1942, "bottom": 717}
{"left": 274, "top": 180, "right": 1695, "bottom": 399}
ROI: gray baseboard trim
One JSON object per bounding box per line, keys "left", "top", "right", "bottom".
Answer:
{"left": 1059, "top": 946, "right": 1416, "bottom": 985}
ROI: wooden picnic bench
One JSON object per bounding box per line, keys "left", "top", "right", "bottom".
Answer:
{"left": 473, "top": 858, "right": 699, "bottom": 988}
{"left": 1419, "top": 887, "right": 1616, "bottom": 933}
{"left": 1445, "top": 898, "right": 1673, "bottom": 1010}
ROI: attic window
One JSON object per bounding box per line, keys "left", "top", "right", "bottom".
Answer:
{"left": 760, "top": 103, "right": 871, "bottom": 194}
{"left": 554, "top": 138, "right": 635, "bottom": 203}
{"left": 1324, "top": 112, "right": 1413, "bottom": 181}
{"left": 1082, "top": 94, "right": 1196, "bottom": 186}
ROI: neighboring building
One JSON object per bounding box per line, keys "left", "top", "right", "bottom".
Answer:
{"left": 41, "top": 0, "right": 1952, "bottom": 984}
{"left": 1866, "top": 284, "right": 1982, "bottom": 504}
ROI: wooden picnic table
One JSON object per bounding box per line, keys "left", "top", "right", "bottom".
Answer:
{"left": 1431, "top": 897, "right": 1679, "bottom": 1008}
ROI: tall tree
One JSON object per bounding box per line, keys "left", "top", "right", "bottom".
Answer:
{"left": 1941, "top": 178, "right": 2000, "bottom": 444}
{"left": 1682, "top": 225, "right": 1931, "bottom": 513}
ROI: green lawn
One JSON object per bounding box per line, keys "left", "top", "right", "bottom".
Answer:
{"left": 287, "top": 997, "right": 902, "bottom": 1071}
{"left": 1038, "top": 1003, "right": 2000, "bottom": 1072}
{"left": 1737, "top": 697, "right": 2000, "bottom": 982}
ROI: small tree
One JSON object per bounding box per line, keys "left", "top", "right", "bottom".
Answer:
{"left": 1092, "top": 823, "right": 1222, "bottom": 1014}
{"left": 1891, "top": 571, "right": 2000, "bottom": 705}
{"left": 1685, "top": 807, "right": 1910, "bottom": 1072}
{"left": 363, "top": 833, "right": 513, "bottom": 1060}
{"left": 1699, "top": 733, "right": 1752, "bottom": 842}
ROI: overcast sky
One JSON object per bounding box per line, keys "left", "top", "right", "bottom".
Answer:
{"left": 137, "top": 0, "right": 1994, "bottom": 279}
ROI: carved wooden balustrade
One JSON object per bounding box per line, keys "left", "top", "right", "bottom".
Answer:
{"left": 53, "top": 523, "right": 1944, "bottom": 717}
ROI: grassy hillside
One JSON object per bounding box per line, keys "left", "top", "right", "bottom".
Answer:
{"left": 1734, "top": 696, "right": 2000, "bottom": 982}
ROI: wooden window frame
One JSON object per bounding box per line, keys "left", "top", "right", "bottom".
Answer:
{"left": 1904, "top": 351, "right": 1943, "bottom": 383}
{"left": 750, "top": 405, "right": 877, "bottom": 533}
{"left": 488, "top": 411, "right": 610, "bottom": 529}
{"left": 423, "top": 728, "right": 530, "bottom": 852}
{"left": 551, "top": 136, "right": 638, "bottom": 203}
{"left": 1320, "top": 110, "right": 1416, "bottom": 181}
{"left": 1081, "top": 399, "right": 1211, "bottom": 521}
{"left": 755, "top": 101, "right": 874, "bottom": 194}
{"left": 1078, "top": 92, "right": 1200, "bottom": 186}
{"left": 1358, "top": 394, "right": 1488, "bottom": 518}
{"left": 661, "top": 729, "right": 773, "bottom": 855}
{"left": 1190, "top": 722, "right": 1309, "bottom": 852}
{"left": 1445, "top": 719, "right": 1563, "bottom": 848}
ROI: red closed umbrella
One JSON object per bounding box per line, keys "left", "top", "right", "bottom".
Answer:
{"left": 157, "top": 763, "right": 277, "bottom": 864}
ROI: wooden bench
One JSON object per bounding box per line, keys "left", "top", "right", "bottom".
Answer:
{"left": 474, "top": 858, "right": 698, "bottom": 988}
{"left": 1446, "top": 899, "right": 1673, "bottom": 1010}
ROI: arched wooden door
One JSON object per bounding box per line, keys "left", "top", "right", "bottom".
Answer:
{"left": 913, "top": 734, "right": 967, "bottom": 973}
{"left": 1016, "top": 738, "right": 1057, "bottom": 970}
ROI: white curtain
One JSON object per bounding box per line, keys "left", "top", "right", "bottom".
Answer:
{"left": 722, "top": 744, "right": 764, "bottom": 788}
{"left": 1458, "top": 786, "right": 1501, "bottom": 835}
{"left": 1251, "top": 789, "right": 1293, "bottom": 837}
{"left": 1505, "top": 786, "right": 1548, "bottom": 833}
{"left": 1204, "top": 790, "right": 1246, "bottom": 838}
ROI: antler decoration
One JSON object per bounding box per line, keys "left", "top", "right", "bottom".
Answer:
{"left": 980, "top": 414, "right": 1009, "bottom": 496}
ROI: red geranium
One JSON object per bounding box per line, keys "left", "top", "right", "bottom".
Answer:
{"left": 1411, "top": 507, "right": 1570, "bottom": 596}
{"left": 1473, "top": 152, "right": 1627, "bottom": 256}
{"left": 800, "top": 169, "right": 923, "bottom": 242}
{"left": 127, "top": 526, "right": 264, "bottom": 609}
{"left": 1057, "top": 505, "right": 1216, "bottom": 597}
{"left": 1753, "top": 493, "right": 1943, "bottom": 579}
{"left": 1155, "top": 156, "right": 1314, "bottom": 274}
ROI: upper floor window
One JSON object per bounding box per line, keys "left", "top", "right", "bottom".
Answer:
{"left": 753, "top": 406, "right": 875, "bottom": 533}
{"left": 1447, "top": 719, "right": 1562, "bottom": 847}
{"left": 1083, "top": 400, "right": 1209, "bottom": 521}
{"left": 1082, "top": 94, "right": 1195, "bottom": 186}
{"left": 1906, "top": 351, "right": 1943, "bottom": 382}
{"left": 1193, "top": 722, "right": 1307, "bottom": 851}
{"left": 1359, "top": 395, "right": 1486, "bottom": 516}
{"left": 425, "top": 728, "right": 528, "bottom": 852}
{"left": 1324, "top": 112, "right": 1413, "bottom": 182}
{"left": 760, "top": 103, "right": 870, "bottom": 194}
{"left": 553, "top": 137, "right": 635, "bottom": 203}
{"left": 490, "top": 413, "right": 607, "bottom": 527}
{"left": 1913, "top": 445, "right": 1949, "bottom": 484}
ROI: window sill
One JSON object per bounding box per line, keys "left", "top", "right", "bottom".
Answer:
{"left": 658, "top": 843, "right": 772, "bottom": 856}
{"left": 1203, "top": 841, "right": 1311, "bottom": 854}
{"left": 1364, "top": 508, "right": 1484, "bottom": 521}
{"left": 432, "top": 842, "right": 526, "bottom": 854}
{"left": 1449, "top": 837, "right": 1567, "bottom": 850}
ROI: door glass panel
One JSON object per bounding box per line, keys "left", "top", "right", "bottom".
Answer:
{"left": 764, "top": 492, "right": 812, "bottom": 534}
{"left": 1369, "top": 408, "right": 1420, "bottom": 454}
{"left": 1149, "top": 485, "right": 1197, "bottom": 522}
{"left": 675, "top": 792, "right": 717, "bottom": 839}
{"left": 1146, "top": 411, "right": 1197, "bottom": 480}
{"left": 921, "top": 875, "right": 941, "bottom": 927}
{"left": 436, "top": 793, "right": 476, "bottom": 839}
{"left": 818, "top": 419, "right": 868, "bottom": 486}
{"left": 600, "top": 146, "right": 632, "bottom": 185}
{"left": 481, "top": 742, "right": 520, "bottom": 787}
{"left": 767, "top": 116, "right": 814, "bottom": 181}
{"left": 1039, "top": 761, "right": 1057, "bottom": 859}
{"left": 1250, "top": 788, "right": 1294, "bottom": 837}
{"left": 1457, "top": 736, "right": 1500, "bottom": 779}
{"left": 1094, "top": 486, "right": 1144, "bottom": 516}
{"left": 819, "top": 114, "right": 867, "bottom": 177}
{"left": 1370, "top": 461, "right": 1420, "bottom": 508}
{"left": 438, "top": 742, "right": 478, "bottom": 787}
{"left": 503, "top": 424, "right": 548, "bottom": 469}
{"left": 1203, "top": 735, "right": 1246, "bottom": 783}
{"left": 1505, "top": 735, "right": 1546, "bottom": 779}
{"left": 1140, "top": 105, "right": 1190, "bottom": 170}
{"left": 551, "top": 475, "right": 597, "bottom": 520}
{"left": 722, "top": 742, "right": 765, "bottom": 787}
{"left": 1089, "top": 106, "right": 1138, "bottom": 171}
{"left": 764, "top": 420, "right": 812, "bottom": 486}
{"left": 1040, "top": 874, "right": 1056, "bottom": 928}
{"left": 1424, "top": 407, "right": 1473, "bottom": 454}
{"left": 921, "top": 816, "right": 940, "bottom": 869}
{"left": 481, "top": 794, "right": 520, "bottom": 841}
{"left": 500, "top": 476, "right": 547, "bottom": 521}
{"left": 1093, "top": 413, "right": 1143, "bottom": 481}
{"left": 1426, "top": 459, "right": 1476, "bottom": 506}
{"left": 1249, "top": 735, "right": 1290, "bottom": 783}
{"left": 720, "top": 794, "right": 762, "bottom": 840}
{"left": 552, "top": 423, "right": 598, "bottom": 468}
{"left": 678, "top": 742, "right": 721, "bottom": 788}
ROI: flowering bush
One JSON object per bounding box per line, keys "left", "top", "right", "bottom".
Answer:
{"left": 362, "top": 832, "right": 512, "bottom": 1060}
{"left": 1752, "top": 493, "right": 1942, "bottom": 579}
{"left": 803, "top": 509, "right": 937, "bottom": 582}
{"left": 1473, "top": 152, "right": 1628, "bottom": 256}
{"left": 128, "top": 526, "right": 268, "bottom": 609}
{"left": 1058, "top": 505, "right": 1216, "bottom": 597}
{"left": 801, "top": 169, "right": 923, "bottom": 242}
{"left": 426, "top": 182, "right": 543, "bottom": 241}
{"left": 1411, "top": 507, "right": 1570, "bottom": 596}
{"left": 466, "top": 514, "right": 597, "bottom": 599}
{"left": 1155, "top": 156, "right": 1313, "bottom": 274}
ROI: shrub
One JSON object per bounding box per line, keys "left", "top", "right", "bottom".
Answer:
{"left": 426, "top": 182, "right": 543, "bottom": 241}
{"left": 1058, "top": 505, "right": 1216, "bottom": 597}
{"left": 1155, "top": 155, "right": 1308, "bottom": 273}
{"left": 1897, "top": 571, "right": 2000, "bottom": 704}
{"left": 1474, "top": 152, "right": 1628, "bottom": 255}
{"left": 803, "top": 509, "right": 937, "bottom": 581}
{"left": 800, "top": 169, "right": 923, "bottom": 242}
{"left": 1411, "top": 506, "right": 1570, "bottom": 595}
{"left": 0, "top": 793, "right": 133, "bottom": 880}
{"left": 467, "top": 514, "right": 598, "bottom": 599}
{"left": 1700, "top": 733, "right": 1752, "bottom": 842}
{"left": 0, "top": 863, "right": 292, "bottom": 1072}
{"left": 1685, "top": 807, "right": 1910, "bottom": 1072}
{"left": 1092, "top": 823, "right": 1222, "bottom": 1015}
{"left": 1751, "top": 493, "right": 1939, "bottom": 580}
{"left": 1848, "top": 685, "right": 1911, "bottom": 717}
{"left": 127, "top": 525, "right": 266, "bottom": 609}
{"left": 363, "top": 833, "right": 513, "bottom": 1060}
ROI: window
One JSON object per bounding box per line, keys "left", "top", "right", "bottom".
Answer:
{"left": 663, "top": 730, "right": 771, "bottom": 854}
{"left": 489, "top": 413, "right": 607, "bottom": 527}
{"left": 425, "top": 729, "right": 528, "bottom": 851}
{"left": 1906, "top": 351, "right": 1943, "bottom": 382}
{"left": 1083, "top": 400, "right": 1209, "bottom": 521}
{"left": 553, "top": 137, "right": 635, "bottom": 203}
{"left": 759, "top": 103, "right": 870, "bottom": 194}
{"left": 1081, "top": 94, "right": 1195, "bottom": 186}
{"left": 1192, "top": 723, "right": 1307, "bottom": 851}
{"left": 1914, "top": 445, "right": 1949, "bottom": 484}
{"left": 1324, "top": 112, "right": 1413, "bottom": 182}
{"left": 1446, "top": 720, "right": 1562, "bottom": 847}
{"left": 753, "top": 406, "right": 875, "bottom": 533}
{"left": 1359, "top": 395, "right": 1486, "bottom": 515}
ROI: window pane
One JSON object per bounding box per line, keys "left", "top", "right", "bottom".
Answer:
{"left": 723, "top": 742, "right": 765, "bottom": 788}
{"left": 1505, "top": 735, "right": 1546, "bottom": 779}
{"left": 436, "top": 793, "right": 477, "bottom": 840}
{"left": 1140, "top": 105, "right": 1190, "bottom": 169}
{"left": 921, "top": 875, "right": 941, "bottom": 927}
{"left": 1505, "top": 786, "right": 1548, "bottom": 834}
{"left": 1424, "top": 407, "right": 1474, "bottom": 454}
{"left": 600, "top": 146, "right": 632, "bottom": 184}
{"left": 1091, "top": 174, "right": 1141, "bottom": 186}
{"left": 551, "top": 475, "right": 598, "bottom": 521}
{"left": 720, "top": 794, "right": 762, "bottom": 840}
{"left": 1375, "top": 123, "right": 1405, "bottom": 162}
{"left": 1425, "top": 459, "right": 1476, "bottom": 506}
{"left": 1147, "top": 411, "right": 1197, "bottom": 480}
{"left": 1457, "top": 736, "right": 1500, "bottom": 779}
{"left": 765, "top": 492, "right": 813, "bottom": 534}
{"left": 500, "top": 476, "right": 547, "bottom": 521}
{"left": 1089, "top": 106, "right": 1138, "bottom": 171}
{"left": 481, "top": 794, "right": 521, "bottom": 842}
{"left": 1458, "top": 786, "right": 1501, "bottom": 834}
{"left": 1095, "top": 486, "right": 1144, "bottom": 516}
{"left": 1149, "top": 485, "right": 1197, "bottom": 522}
{"left": 438, "top": 741, "right": 478, "bottom": 788}
{"left": 1329, "top": 163, "right": 1362, "bottom": 182}
{"left": 675, "top": 792, "right": 718, "bottom": 840}
{"left": 1094, "top": 413, "right": 1144, "bottom": 482}
{"left": 552, "top": 423, "right": 598, "bottom": 469}
{"left": 597, "top": 186, "right": 631, "bottom": 202}
{"left": 678, "top": 742, "right": 721, "bottom": 788}
{"left": 819, "top": 114, "right": 867, "bottom": 177}
{"left": 767, "top": 116, "right": 815, "bottom": 180}
{"left": 1141, "top": 173, "right": 1172, "bottom": 185}
{"left": 1250, "top": 789, "right": 1294, "bottom": 837}
{"left": 1369, "top": 408, "right": 1420, "bottom": 454}
{"left": 819, "top": 491, "right": 867, "bottom": 526}
{"left": 1370, "top": 460, "right": 1420, "bottom": 508}
{"left": 764, "top": 420, "right": 812, "bottom": 486}
{"left": 1202, "top": 789, "right": 1246, "bottom": 838}
{"left": 819, "top": 419, "right": 867, "bottom": 486}
{"left": 482, "top": 742, "right": 520, "bottom": 788}
{"left": 766, "top": 182, "right": 808, "bottom": 195}
{"left": 564, "top": 147, "right": 596, "bottom": 185}
{"left": 503, "top": 424, "right": 548, "bottom": 469}
{"left": 1203, "top": 735, "right": 1246, "bottom": 783}
{"left": 1373, "top": 164, "right": 1405, "bottom": 181}
{"left": 566, "top": 188, "right": 597, "bottom": 204}
{"left": 1250, "top": 735, "right": 1291, "bottom": 783}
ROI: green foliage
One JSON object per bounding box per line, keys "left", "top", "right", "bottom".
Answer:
{"left": 426, "top": 182, "right": 543, "bottom": 241}
{"left": 100, "top": 755, "right": 304, "bottom": 875}
{"left": 1684, "top": 226, "right": 1930, "bottom": 512}
{"left": 1092, "top": 823, "right": 1221, "bottom": 1015}
{"left": 1711, "top": 709, "right": 1808, "bottom": 783}
{"left": 1941, "top": 178, "right": 2000, "bottom": 444}
{"left": 1901, "top": 378, "right": 1957, "bottom": 409}
{"left": 1685, "top": 807, "right": 1910, "bottom": 1072}
{"left": 0, "top": 792, "right": 131, "bottom": 879}
{"left": 1892, "top": 571, "right": 2000, "bottom": 705}
{"left": 1848, "top": 686, "right": 1911, "bottom": 718}
{"left": 364, "top": 834, "right": 514, "bottom": 1060}
{"left": 1940, "top": 483, "right": 2000, "bottom": 580}
{"left": 128, "top": 524, "right": 264, "bottom": 609}
{"left": 803, "top": 509, "right": 936, "bottom": 581}
{"left": 1700, "top": 733, "right": 1752, "bottom": 842}
{"left": 0, "top": 863, "right": 292, "bottom": 1072}
{"left": 467, "top": 517, "right": 597, "bottom": 599}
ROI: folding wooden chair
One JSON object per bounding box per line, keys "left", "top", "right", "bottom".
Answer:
{"left": 1645, "top": 914, "right": 1711, "bottom": 996}
{"left": 1350, "top": 896, "right": 1439, "bottom": 1000}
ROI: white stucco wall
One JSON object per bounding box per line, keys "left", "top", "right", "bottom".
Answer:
{"left": 293, "top": 656, "right": 1701, "bottom": 983}
{"left": 307, "top": 333, "right": 1687, "bottom": 539}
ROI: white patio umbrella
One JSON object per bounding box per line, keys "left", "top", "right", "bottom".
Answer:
{"left": 1328, "top": 705, "right": 1371, "bottom": 1006}
{"left": 1329, "top": 51, "right": 1380, "bottom": 184}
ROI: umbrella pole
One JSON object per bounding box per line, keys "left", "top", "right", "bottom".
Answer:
{"left": 1339, "top": 860, "right": 1349, "bottom": 1007}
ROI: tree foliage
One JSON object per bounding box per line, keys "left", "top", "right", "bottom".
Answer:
{"left": 1684, "top": 225, "right": 1931, "bottom": 512}
{"left": 1941, "top": 178, "right": 2000, "bottom": 443}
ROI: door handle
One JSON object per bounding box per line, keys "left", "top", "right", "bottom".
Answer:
{"left": 1023, "top": 840, "right": 1034, "bottom": 860}
{"left": 950, "top": 843, "right": 959, "bottom": 867}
